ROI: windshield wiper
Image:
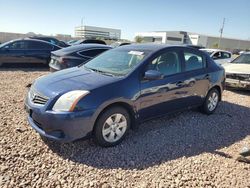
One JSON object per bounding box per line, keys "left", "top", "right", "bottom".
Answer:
{"left": 84, "top": 66, "right": 116, "bottom": 77}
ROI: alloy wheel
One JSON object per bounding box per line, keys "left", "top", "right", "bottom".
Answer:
{"left": 207, "top": 92, "right": 219, "bottom": 111}
{"left": 102, "top": 113, "right": 127, "bottom": 143}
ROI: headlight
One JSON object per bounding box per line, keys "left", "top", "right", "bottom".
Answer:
{"left": 52, "top": 90, "right": 89, "bottom": 112}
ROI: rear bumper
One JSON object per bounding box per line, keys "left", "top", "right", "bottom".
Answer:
{"left": 25, "top": 103, "right": 96, "bottom": 142}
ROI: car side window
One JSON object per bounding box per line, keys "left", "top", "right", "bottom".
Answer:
{"left": 9, "top": 41, "right": 29, "bottom": 49}
{"left": 28, "top": 41, "right": 53, "bottom": 50}
{"left": 147, "top": 51, "right": 181, "bottom": 76}
{"left": 222, "top": 52, "right": 231, "bottom": 59}
{"left": 212, "top": 52, "right": 222, "bottom": 59}
{"left": 184, "top": 52, "right": 205, "bottom": 71}
{"left": 79, "top": 49, "right": 108, "bottom": 58}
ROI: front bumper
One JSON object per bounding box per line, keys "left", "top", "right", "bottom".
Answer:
{"left": 25, "top": 102, "right": 96, "bottom": 142}
{"left": 225, "top": 78, "right": 250, "bottom": 90}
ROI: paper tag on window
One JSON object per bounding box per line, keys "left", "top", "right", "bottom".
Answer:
{"left": 128, "top": 51, "right": 144, "bottom": 56}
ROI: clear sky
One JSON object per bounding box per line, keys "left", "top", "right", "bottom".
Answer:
{"left": 0, "top": 0, "right": 250, "bottom": 40}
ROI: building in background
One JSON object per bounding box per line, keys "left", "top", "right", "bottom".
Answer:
{"left": 135, "top": 31, "right": 185, "bottom": 45}
{"left": 188, "top": 34, "right": 250, "bottom": 51}
{"left": 0, "top": 32, "right": 76, "bottom": 43}
{"left": 75, "top": 25, "right": 121, "bottom": 40}
{"left": 135, "top": 31, "right": 250, "bottom": 51}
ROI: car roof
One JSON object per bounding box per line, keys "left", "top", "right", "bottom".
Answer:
{"left": 201, "top": 48, "right": 231, "bottom": 53}
{"left": 116, "top": 43, "right": 199, "bottom": 53}
{"left": 29, "top": 36, "right": 59, "bottom": 40}
{"left": 54, "top": 43, "right": 111, "bottom": 53}
{"left": 6, "top": 38, "right": 55, "bottom": 45}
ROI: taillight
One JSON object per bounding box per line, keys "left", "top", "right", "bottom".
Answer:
{"left": 59, "top": 57, "right": 69, "bottom": 67}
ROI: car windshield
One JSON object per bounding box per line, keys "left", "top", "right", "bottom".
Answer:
{"left": 231, "top": 54, "right": 250, "bottom": 64}
{"left": 0, "top": 41, "right": 12, "bottom": 48}
{"left": 83, "top": 49, "right": 148, "bottom": 76}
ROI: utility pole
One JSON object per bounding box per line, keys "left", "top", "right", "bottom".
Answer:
{"left": 218, "top": 18, "right": 225, "bottom": 48}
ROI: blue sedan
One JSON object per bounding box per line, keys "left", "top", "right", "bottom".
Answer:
{"left": 25, "top": 44, "right": 225, "bottom": 147}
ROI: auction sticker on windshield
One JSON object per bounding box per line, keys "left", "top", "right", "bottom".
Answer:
{"left": 128, "top": 51, "right": 144, "bottom": 56}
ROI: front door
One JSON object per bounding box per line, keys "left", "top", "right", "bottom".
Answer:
{"left": 1, "top": 41, "right": 29, "bottom": 64}
{"left": 138, "top": 49, "right": 190, "bottom": 120}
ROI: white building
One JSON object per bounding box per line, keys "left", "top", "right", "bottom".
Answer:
{"left": 135, "top": 31, "right": 185, "bottom": 45}
{"left": 75, "top": 25, "right": 121, "bottom": 40}
{"left": 189, "top": 34, "right": 250, "bottom": 51}
{"left": 135, "top": 31, "right": 250, "bottom": 51}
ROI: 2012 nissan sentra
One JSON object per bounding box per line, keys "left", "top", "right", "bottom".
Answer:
{"left": 25, "top": 44, "right": 225, "bottom": 147}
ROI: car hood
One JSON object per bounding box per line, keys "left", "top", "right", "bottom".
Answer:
{"left": 33, "top": 67, "right": 121, "bottom": 98}
{"left": 225, "top": 64, "right": 250, "bottom": 74}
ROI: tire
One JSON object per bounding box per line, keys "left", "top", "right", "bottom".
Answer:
{"left": 94, "top": 106, "right": 131, "bottom": 147}
{"left": 201, "top": 88, "right": 220, "bottom": 115}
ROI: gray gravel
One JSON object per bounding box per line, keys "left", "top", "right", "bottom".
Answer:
{"left": 0, "top": 68, "right": 250, "bottom": 188}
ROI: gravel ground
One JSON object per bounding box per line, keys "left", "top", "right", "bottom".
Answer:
{"left": 0, "top": 68, "right": 250, "bottom": 188}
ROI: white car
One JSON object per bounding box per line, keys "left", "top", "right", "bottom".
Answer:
{"left": 200, "top": 49, "right": 232, "bottom": 66}
{"left": 225, "top": 52, "right": 250, "bottom": 90}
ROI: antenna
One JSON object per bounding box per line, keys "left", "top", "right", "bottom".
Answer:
{"left": 218, "top": 18, "right": 225, "bottom": 48}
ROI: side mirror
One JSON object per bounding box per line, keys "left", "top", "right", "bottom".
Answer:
{"left": 144, "top": 70, "right": 163, "bottom": 80}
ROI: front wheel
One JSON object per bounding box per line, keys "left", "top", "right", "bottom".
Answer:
{"left": 201, "top": 88, "right": 220, "bottom": 114}
{"left": 94, "top": 107, "right": 130, "bottom": 147}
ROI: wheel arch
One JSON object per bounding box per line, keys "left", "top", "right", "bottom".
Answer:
{"left": 209, "top": 85, "right": 222, "bottom": 101}
{"left": 92, "top": 101, "right": 137, "bottom": 133}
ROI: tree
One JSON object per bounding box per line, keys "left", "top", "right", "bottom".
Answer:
{"left": 212, "top": 42, "right": 219, "bottom": 49}
{"left": 135, "top": 36, "right": 143, "bottom": 43}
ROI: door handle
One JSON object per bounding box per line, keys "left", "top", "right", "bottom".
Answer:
{"left": 204, "top": 74, "right": 210, "bottom": 79}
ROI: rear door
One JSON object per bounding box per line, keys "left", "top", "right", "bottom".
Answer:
{"left": 180, "top": 48, "right": 210, "bottom": 106}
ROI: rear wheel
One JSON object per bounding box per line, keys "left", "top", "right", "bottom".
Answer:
{"left": 201, "top": 88, "right": 220, "bottom": 114}
{"left": 94, "top": 107, "right": 130, "bottom": 147}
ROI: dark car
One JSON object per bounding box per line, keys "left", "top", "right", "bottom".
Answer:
{"left": 49, "top": 44, "right": 111, "bottom": 71}
{"left": 187, "top": 45, "right": 205, "bottom": 50}
{"left": 72, "top": 39, "right": 106, "bottom": 45}
{"left": 28, "top": 36, "right": 69, "bottom": 47}
{"left": 110, "top": 41, "right": 131, "bottom": 48}
{"left": 0, "top": 39, "right": 61, "bottom": 66}
{"left": 25, "top": 44, "right": 225, "bottom": 147}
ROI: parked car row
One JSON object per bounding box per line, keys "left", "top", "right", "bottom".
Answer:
{"left": 0, "top": 38, "right": 61, "bottom": 66}
{"left": 0, "top": 37, "right": 249, "bottom": 92}
{"left": 0, "top": 38, "right": 112, "bottom": 68}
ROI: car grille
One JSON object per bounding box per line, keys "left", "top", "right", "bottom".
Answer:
{"left": 29, "top": 88, "right": 49, "bottom": 105}
{"left": 226, "top": 74, "right": 250, "bottom": 81}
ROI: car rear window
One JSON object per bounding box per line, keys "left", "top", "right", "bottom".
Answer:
{"left": 79, "top": 49, "right": 108, "bottom": 58}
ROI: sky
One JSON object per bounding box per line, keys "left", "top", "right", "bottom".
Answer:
{"left": 0, "top": 0, "right": 250, "bottom": 40}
